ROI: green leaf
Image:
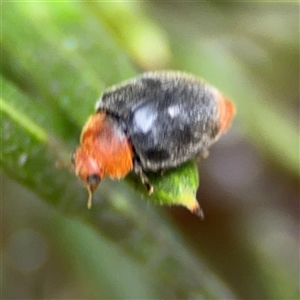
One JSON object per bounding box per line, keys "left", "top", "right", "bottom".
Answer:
{"left": 1, "top": 78, "right": 233, "bottom": 298}
{"left": 128, "top": 160, "right": 202, "bottom": 217}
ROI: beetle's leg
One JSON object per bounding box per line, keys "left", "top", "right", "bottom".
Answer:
{"left": 133, "top": 161, "right": 154, "bottom": 195}
{"left": 196, "top": 149, "right": 209, "bottom": 162}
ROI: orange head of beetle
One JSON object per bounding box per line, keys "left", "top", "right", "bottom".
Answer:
{"left": 72, "top": 112, "right": 134, "bottom": 209}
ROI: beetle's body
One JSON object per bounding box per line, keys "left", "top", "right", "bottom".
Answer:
{"left": 73, "top": 71, "right": 235, "bottom": 208}
{"left": 97, "top": 72, "right": 225, "bottom": 171}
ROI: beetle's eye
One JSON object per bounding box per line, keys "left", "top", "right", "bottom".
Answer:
{"left": 87, "top": 174, "right": 101, "bottom": 186}
{"left": 71, "top": 152, "right": 75, "bottom": 164}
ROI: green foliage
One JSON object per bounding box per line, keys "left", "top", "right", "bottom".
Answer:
{"left": 1, "top": 2, "right": 232, "bottom": 299}
{"left": 128, "top": 160, "right": 200, "bottom": 215}
{"left": 1, "top": 2, "right": 298, "bottom": 299}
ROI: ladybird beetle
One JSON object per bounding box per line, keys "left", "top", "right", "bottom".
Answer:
{"left": 73, "top": 71, "right": 235, "bottom": 208}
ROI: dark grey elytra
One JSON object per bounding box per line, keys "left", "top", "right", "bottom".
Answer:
{"left": 96, "top": 71, "right": 221, "bottom": 172}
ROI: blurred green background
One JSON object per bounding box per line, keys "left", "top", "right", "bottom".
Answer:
{"left": 1, "top": 2, "right": 299, "bottom": 299}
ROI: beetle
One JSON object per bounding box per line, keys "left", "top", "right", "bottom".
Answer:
{"left": 73, "top": 71, "right": 235, "bottom": 208}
